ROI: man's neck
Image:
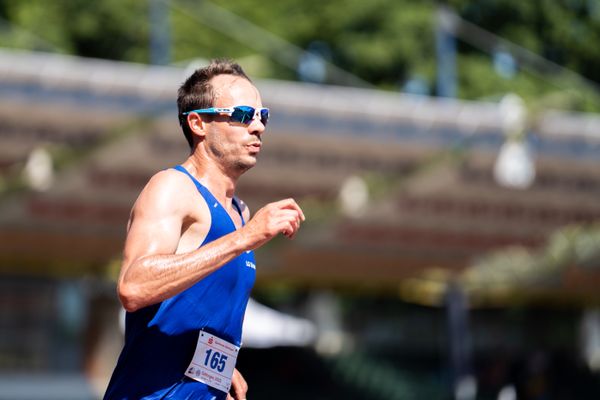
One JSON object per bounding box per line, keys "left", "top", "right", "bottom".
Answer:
{"left": 182, "top": 154, "right": 238, "bottom": 208}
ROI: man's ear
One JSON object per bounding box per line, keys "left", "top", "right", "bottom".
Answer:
{"left": 187, "top": 113, "right": 207, "bottom": 140}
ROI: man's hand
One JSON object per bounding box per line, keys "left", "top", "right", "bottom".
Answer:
{"left": 227, "top": 368, "right": 248, "bottom": 400}
{"left": 241, "top": 198, "right": 305, "bottom": 249}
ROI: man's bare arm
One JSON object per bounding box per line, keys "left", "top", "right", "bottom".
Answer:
{"left": 117, "top": 172, "right": 304, "bottom": 312}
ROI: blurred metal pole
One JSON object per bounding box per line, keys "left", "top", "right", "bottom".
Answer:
{"left": 435, "top": 6, "right": 457, "bottom": 98}
{"left": 445, "top": 282, "right": 476, "bottom": 400}
{"left": 149, "top": 0, "right": 171, "bottom": 65}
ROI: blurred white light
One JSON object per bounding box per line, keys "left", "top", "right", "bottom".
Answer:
{"left": 499, "top": 93, "right": 526, "bottom": 134}
{"left": 338, "top": 175, "right": 369, "bottom": 216}
{"left": 493, "top": 140, "right": 536, "bottom": 189}
{"left": 242, "top": 298, "right": 316, "bottom": 348}
{"left": 23, "top": 147, "right": 54, "bottom": 191}
{"left": 315, "top": 330, "right": 345, "bottom": 356}
{"left": 581, "top": 309, "right": 600, "bottom": 372}
{"left": 455, "top": 375, "right": 477, "bottom": 400}
{"left": 495, "top": 94, "right": 535, "bottom": 189}
{"left": 307, "top": 291, "right": 347, "bottom": 356}
{"left": 497, "top": 385, "right": 517, "bottom": 400}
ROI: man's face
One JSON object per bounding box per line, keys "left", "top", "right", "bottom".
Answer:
{"left": 203, "top": 75, "right": 266, "bottom": 175}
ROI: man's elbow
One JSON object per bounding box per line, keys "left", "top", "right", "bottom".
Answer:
{"left": 118, "top": 282, "right": 144, "bottom": 312}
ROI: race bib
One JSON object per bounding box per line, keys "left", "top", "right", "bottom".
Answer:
{"left": 185, "top": 331, "right": 239, "bottom": 393}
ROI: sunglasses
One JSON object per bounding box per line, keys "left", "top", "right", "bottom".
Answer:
{"left": 182, "top": 106, "right": 269, "bottom": 126}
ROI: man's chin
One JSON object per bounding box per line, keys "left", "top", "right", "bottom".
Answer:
{"left": 233, "top": 157, "right": 256, "bottom": 173}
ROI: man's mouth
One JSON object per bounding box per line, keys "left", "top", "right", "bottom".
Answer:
{"left": 247, "top": 142, "right": 261, "bottom": 152}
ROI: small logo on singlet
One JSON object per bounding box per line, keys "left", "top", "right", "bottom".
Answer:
{"left": 245, "top": 260, "right": 256, "bottom": 270}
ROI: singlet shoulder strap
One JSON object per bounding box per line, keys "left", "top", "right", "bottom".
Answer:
{"left": 172, "top": 165, "right": 245, "bottom": 224}
{"left": 172, "top": 165, "right": 213, "bottom": 202}
{"left": 232, "top": 197, "right": 246, "bottom": 225}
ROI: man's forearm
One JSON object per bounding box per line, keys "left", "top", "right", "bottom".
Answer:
{"left": 118, "top": 229, "right": 248, "bottom": 312}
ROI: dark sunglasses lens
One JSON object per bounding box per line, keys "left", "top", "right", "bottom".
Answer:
{"left": 260, "top": 109, "right": 269, "bottom": 125}
{"left": 231, "top": 107, "right": 254, "bottom": 125}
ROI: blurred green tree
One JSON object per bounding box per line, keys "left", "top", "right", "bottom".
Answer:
{"left": 0, "top": 0, "right": 148, "bottom": 60}
{"left": 0, "top": 0, "right": 599, "bottom": 110}
{"left": 448, "top": 0, "right": 600, "bottom": 84}
{"left": 447, "top": 0, "right": 600, "bottom": 110}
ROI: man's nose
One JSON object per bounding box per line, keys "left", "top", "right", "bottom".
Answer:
{"left": 249, "top": 117, "right": 266, "bottom": 136}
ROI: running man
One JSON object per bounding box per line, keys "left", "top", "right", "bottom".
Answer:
{"left": 104, "top": 59, "right": 305, "bottom": 400}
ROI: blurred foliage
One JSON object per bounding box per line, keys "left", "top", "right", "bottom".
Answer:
{"left": 462, "top": 223, "right": 600, "bottom": 290}
{"left": 0, "top": 0, "right": 599, "bottom": 109}
{"left": 398, "top": 223, "right": 600, "bottom": 306}
{"left": 447, "top": 0, "right": 600, "bottom": 111}
{"left": 448, "top": 0, "right": 600, "bottom": 84}
{"left": 0, "top": 0, "right": 149, "bottom": 60}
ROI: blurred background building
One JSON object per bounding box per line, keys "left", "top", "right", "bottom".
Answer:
{"left": 1, "top": 1, "right": 600, "bottom": 399}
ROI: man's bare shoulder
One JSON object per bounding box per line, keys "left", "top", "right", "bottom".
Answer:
{"left": 146, "top": 168, "right": 193, "bottom": 190}
{"left": 133, "top": 168, "right": 199, "bottom": 216}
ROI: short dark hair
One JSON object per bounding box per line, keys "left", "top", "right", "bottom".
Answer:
{"left": 177, "top": 59, "right": 251, "bottom": 149}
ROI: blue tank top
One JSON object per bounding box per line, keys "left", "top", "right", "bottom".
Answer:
{"left": 104, "top": 165, "right": 256, "bottom": 400}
